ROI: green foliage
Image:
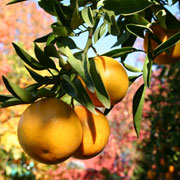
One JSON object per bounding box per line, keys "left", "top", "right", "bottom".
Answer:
{"left": 2, "top": 0, "right": 180, "bottom": 135}
{"left": 133, "top": 62, "right": 180, "bottom": 179}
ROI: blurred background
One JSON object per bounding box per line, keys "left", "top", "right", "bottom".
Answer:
{"left": 0, "top": 0, "right": 180, "bottom": 179}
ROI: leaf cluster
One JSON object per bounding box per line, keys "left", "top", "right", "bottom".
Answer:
{"left": 1, "top": 0, "right": 180, "bottom": 137}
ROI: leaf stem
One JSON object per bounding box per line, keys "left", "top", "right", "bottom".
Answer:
{"left": 84, "top": 28, "right": 93, "bottom": 54}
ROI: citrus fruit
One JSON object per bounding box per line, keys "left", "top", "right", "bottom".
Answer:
{"left": 147, "top": 170, "right": 156, "bottom": 179}
{"left": 73, "top": 105, "right": 110, "bottom": 159}
{"left": 144, "top": 24, "right": 180, "bottom": 64}
{"left": 17, "top": 98, "right": 82, "bottom": 165}
{"left": 80, "top": 56, "right": 129, "bottom": 107}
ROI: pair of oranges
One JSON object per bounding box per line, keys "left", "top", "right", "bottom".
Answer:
{"left": 17, "top": 56, "right": 129, "bottom": 165}
{"left": 17, "top": 24, "right": 180, "bottom": 165}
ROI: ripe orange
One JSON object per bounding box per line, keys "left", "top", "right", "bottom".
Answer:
{"left": 17, "top": 98, "right": 82, "bottom": 165}
{"left": 147, "top": 170, "right": 156, "bottom": 179}
{"left": 169, "top": 165, "right": 175, "bottom": 173}
{"left": 73, "top": 105, "right": 110, "bottom": 159}
{"left": 144, "top": 24, "right": 180, "bottom": 64}
{"left": 80, "top": 56, "right": 129, "bottom": 107}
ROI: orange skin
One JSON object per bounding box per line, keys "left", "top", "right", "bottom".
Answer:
{"left": 18, "top": 98, "right": 82, "bottom": 165}
{"left": 80, "top": 56, "right": 129, "bottom": 107}
{"left": 144, "top": 24, "right": 180, "bottom": 64}
{"left": 73, "top": 105, "right": 110, "bottom": 159}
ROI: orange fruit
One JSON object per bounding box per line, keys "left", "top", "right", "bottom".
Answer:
{"left": 80, "top": 56, "right": 129, "bottom": 107}
{"left": 169, "top": 165, "right": 175, "bottom": 173}
{"left": 17, "top": 98, "right": 82, "bottom": 165}
{"left": 73, "top": 105, "right": 110, "bottom": 159}
{"left": 147, "top": 170, "right": 156, "bottom": 179}
{"left": 144, "top": 24, "right": 180, "bottom": 64}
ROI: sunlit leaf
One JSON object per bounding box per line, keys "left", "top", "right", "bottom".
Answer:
{"left": 12, "top": 43, "right": 45, "bottom": 70}
{"left": 143, "top": 55, "right": 153, "bottom": 87}
{"left": 81, "top": 7, "right": 94, "bottom": 27}
{"left": 2, "top": 76, "right": 34, "bottom": 103}
{"left": 104, "top": 0, "right": 153, "bottom": 15}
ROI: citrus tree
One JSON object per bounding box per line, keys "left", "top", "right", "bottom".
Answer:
{"left": 0, "top": 0, "right": 180, "bottom": 166}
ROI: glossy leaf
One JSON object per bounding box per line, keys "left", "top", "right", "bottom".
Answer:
{"left": 24, "top": 66, "right": 49, "bottom": 84}
{"left": 2, "top": 76, "right": 34, "bottom": 103}
{"left": 153, "top": 31, "right": 180, "bottom": 56}
{"left": 143, "top": 55, "right": 153, "bottom": 87}
{"left": 70, "top": 0, "right": 83, "bottom": 29}
{"left": 74, "top": 79, "right": 96, "bottom": 114}
{"left": 81, "top": 7, "right": 94, "bottom": 27}
{"left": 133, "top": 84, "right": 146, "bottom": 137}
{"left": 0, "top": 98, "right": 25, "bottom": 108}
{"left": 104, "top": 0, "right": 153, "bottom": 15}
{"left": 126, "top": 24, "right": 147, "bottom": 38}
{"left": 89, "top": 59, "right": 110, "bottom": 108}
{"left": 44, "top": 44, "right": 60, "bottom": 58}
{"left": 38, "top": 0, "right": 55, "bottom": 16}
{"left": 102, "top": 47, "right": 139, "bottom": 58}
{"left": 53, "top": 0, "right": 69, "bottom": 27}
{"left": 61, "top": 75, "right": 78, "bottom": 97}
{"left": 56, "top": 37, "right": 78, "bottom": 49}
{"left": 52, "top": 25, "right": 73, "bottom": 36}
{"left": 67, "top": 54, "right": 94, "bottom": 92}
{"left": 123, "top": 63, "right": 143, "bottom": 73}
{"left": 12, "top": 43, "right": 45, "bottom": 70}
{"left": 35, "top": 88, "right": 55, "bottom": 98}
{"left": 0, "top": 95, "right": 14, "bottom": 102}
{"left": 34, "top": 43, "right": 57, "bottom": 69}
{"left": 34, "top": 33, "right": 53, "bottom": 43}
{"left": 94, "top": 23, "right": 106, "bottom": 44}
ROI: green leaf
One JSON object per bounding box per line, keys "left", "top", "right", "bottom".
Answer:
{"left": 0, "top": 98, "right": 25, "bottom": 108}
{"left": 104, "top": 0, "right": 153, "bottom": 15}
{"left": 61, "top": 75, "right": 78, "bottom": 97}
{"left": 56, "top": 37, "right": 78, "bottom": 49}
{"left": 89, "top": 59, "right": 110, "bottom": 108}
{"left": 53, "top": 0, "right": 70, "bottom": 27}
{"left": 38, "top": 0, "right": 56, "bottom": 16}
{"left": 52, "top": 24, "right": 73, "bottom": 36}
{"left": 143, "top": 55, "right": 153, "bottom": 87}
{"left": 34, "top": 43, "right": 57, "bottom": 69}
{"left": 25, "top": 66, "right": 49, "bottom": 84}
{"left": 47, "top": 33, "right": 56, "bottom": 45}
{"left": 101, "top": 47, "right": 138, "bottom": 58}
{"left": 7, "top": 0, "right": 27, "bottom": 5}
{"left": 74, "top": 79, "right": 96, "bottom": 114}
{"left": 35, "top": 88, "right": 55, "bottom": 98}
{"left": 133, "top": 84, "right": 146, "bottom": 137}
{"left": 0, "top": 95, "right": 14, "bottom": 102}
{"left": 107, "top": 15, "right": 120, "bottom": 36}
{"left": 153, "top": 31, "right": 180, "bottom": 56}
{"left": 44, "top": 44, "right": 60, "bottom": 59}
{"left": 123, "top": 62, "right": 143, "bottom": 73}
{"left": 81, "top": 7, "right": 94, "bottom": 27}
{"left": 34, "top": 33, "right": 53, "bottom": 43}
{"left": 2, "top": 76, "right": 34, "bottom": 103}
{"left": 70, "top": 0, "right": 83, "bottom": 29}
{"left": 126, "top": 24, "right": 147, "bottom": 38}
{"left": 25, "top": 83, "right": 42, "bottom": 92}
{"left": 94, "top": 23, "right": 106, "bottom": 44}
{"left": 67, "top": 54, "right": 95, "bottom": 92}
{"left": 12, "top": 43, "right": 45, "bottom": 70}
